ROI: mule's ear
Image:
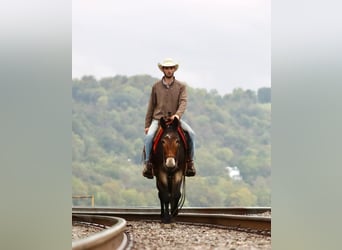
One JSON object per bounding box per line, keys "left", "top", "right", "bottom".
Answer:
{"left": 160, "top": 117, "right": 167, "bottom": 128}
{"left": 172, "top": 116, "right": 179, "bottom": 128}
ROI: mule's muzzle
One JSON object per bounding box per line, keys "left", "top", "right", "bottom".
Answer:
{"left": 165, "top": 157, "right": 176, "bottom": 168}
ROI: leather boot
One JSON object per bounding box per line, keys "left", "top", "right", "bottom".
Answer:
{"left": 186, "top": 160, "right": 196, "bottom": 177}
{"left": 142, "top": 161, "right": 154, "bottom": 179}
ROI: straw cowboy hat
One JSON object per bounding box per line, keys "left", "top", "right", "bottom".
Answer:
{"left": 158, "top": 58, "right": 179, "bottom": 72}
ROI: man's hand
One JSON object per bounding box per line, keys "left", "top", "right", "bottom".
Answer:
{"left": 171, "top": 114, "right": 179, "bottom": 121}
{"left": 145, "top": 128, "right": 149, "bottom": 134}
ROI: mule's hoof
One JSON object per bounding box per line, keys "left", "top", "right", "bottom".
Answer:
{"left": 161, "top": 218, "right": 171, "bottom": 224}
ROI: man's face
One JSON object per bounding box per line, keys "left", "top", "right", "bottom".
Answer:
{"left": 162, "top": 66, "right": 176, "bottom": 78}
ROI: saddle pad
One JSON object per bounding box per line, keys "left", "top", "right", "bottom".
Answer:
{"left": 152, "top": 127, "right": 164, "bottom": 153}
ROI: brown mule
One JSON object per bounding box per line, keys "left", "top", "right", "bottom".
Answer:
{"left": 151, "top": 116, "right": 187, "bottom": 223}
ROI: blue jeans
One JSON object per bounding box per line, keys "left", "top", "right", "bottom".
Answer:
{"left": 144, "top": 119, "right": 195, "bottom": 161}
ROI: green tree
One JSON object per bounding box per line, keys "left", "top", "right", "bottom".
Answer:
{"left": 224, "top": 187, "right": 257, "bottom": 206}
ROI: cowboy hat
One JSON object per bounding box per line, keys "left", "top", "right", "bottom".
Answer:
{"left": 158, "top": 58, "right": 179, "bottom": 72}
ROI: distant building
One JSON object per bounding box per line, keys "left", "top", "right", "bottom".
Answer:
{"left": 225, "top": 166, "right": 242, "bottom": 181}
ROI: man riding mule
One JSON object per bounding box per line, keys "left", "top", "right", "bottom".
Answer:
{"left": 143, "top": 58, "right": 196, "bottom": 179}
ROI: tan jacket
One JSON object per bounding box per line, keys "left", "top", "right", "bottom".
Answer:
{"left": 145, "top": 78, "right": 187, "bottom": 128}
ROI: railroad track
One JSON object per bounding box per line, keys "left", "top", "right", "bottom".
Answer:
{"left": 72, "top": 207, "right": 271, "bottom": 250}
{"left": 72, "top": 214, "right": 127, "bottom": 250}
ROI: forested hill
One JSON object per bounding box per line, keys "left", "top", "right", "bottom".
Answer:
{"left": 72, "top": 75, "right": 271, "bottom": 207}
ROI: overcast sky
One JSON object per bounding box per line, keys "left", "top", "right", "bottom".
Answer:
{"left": 72, "top": 0, "right": 270, "bottom": 95}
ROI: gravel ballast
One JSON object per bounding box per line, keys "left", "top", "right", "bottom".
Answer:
{"left": 127, "top": 220, "right": 271, "bottom": 250}
{"left": 72, "top": 220, "right": 271, "bottom": 249}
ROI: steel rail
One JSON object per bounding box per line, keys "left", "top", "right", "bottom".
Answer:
{"left": 72, "top": 214, "right": 128, "bottom": 250}
{"left": 72, "top": 207, "right": 271, "bottom": 234}
{"left": 72, "top": 206, "right": 271, "bottom": 215}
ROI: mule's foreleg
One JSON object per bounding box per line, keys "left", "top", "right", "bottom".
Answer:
{"left": 158, "top": 191, "right": 165, "bottom": 218}
{"left": 157, "top": 175, "right": 172, "bottom": 223}
{"left": 171, "top": 172, "right": 183, "bottom": 217}
{"left": 171, "top": 191, "right": 181, "bottom": 216}
{"left": 158, "top": 191, "right": 171, "bottom": 223}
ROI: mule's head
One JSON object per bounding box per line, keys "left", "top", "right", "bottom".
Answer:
{"left": 160, "top": 117, "right": 181, "bottom": 169}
